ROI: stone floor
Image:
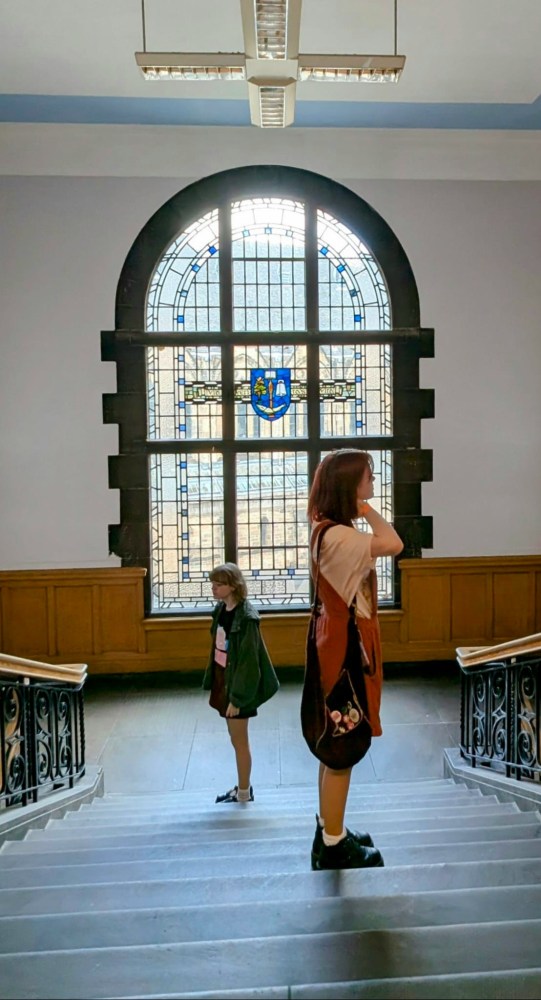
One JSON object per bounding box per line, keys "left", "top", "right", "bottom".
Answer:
{"left": 84, "top": 664, "right": 462, "bottom": 796}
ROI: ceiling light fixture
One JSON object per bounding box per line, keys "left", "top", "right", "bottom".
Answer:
{"left": 298, "top": 54, "right": 405, "bottom": 84}
{"left": 135, "top": 0, "right": 406, "bottom": 128}
{"left": 135, "top": 52, "right": 246, "bottom": 81}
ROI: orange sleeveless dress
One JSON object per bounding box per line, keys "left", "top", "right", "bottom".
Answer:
{"left": 311, "top": 520, "right": 384, "bottom": 738}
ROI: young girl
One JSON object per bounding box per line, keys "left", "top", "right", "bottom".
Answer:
{"left": 305, "top": 449, "right": 404, "bottom": 870}
{"left": 202, "top": 563, "right": 279, "bottom": 803}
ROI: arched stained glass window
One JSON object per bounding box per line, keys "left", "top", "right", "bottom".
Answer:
{"left": 104, "top": 166, "right": 433, "bottom": 617}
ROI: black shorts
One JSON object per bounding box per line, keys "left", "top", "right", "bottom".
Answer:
{"left": 208, "top": 665, "right": 257, "bottom": 719}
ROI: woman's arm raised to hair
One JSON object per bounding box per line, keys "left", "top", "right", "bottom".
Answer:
{"left": 362, "top": 505, "right": 404, "bottom": 558}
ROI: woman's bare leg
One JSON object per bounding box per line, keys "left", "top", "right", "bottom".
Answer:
{"left": 320, "top": 765, "right": 352, "bottom": 836}
{"left": 226, "top": 717, "right": 252, "bottom": 789}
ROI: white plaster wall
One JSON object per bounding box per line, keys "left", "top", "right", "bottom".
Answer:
{"left": 0, "top": 176, "right": 181, "bottom": 568}
{"left": 1, "top": 162, "right": 540, "bottom": 568}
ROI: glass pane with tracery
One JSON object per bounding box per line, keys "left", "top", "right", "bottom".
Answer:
{"left": 318, "top": 210, "right": 391, "bottom": 332}
{"left": 236, "top": 451, "right": 310, "bottom": 608}
{"left": 320, "top": 343, "right": 392, "bottom": 438}
{"left": 234, "top": 344, "right": 307, "bottom": 440}
{"left": 144, "top": 196, "right": 398, "bottom": 613}
{"left": 146, "top": 209, "right": 220, "bottom": 332}
{"left": 147, "top": 345, "right": 222, "bottom": 441}
{"left": 231, "top": 198, "right": 306, "bottom": 332}
{"left": 150, "top": 452, "right": 224, "bottom": 612}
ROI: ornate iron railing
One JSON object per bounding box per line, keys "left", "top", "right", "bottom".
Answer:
{"left": 0, "top": 657, "right": 86, "bottom": 810}
{"left": 459, "top": 643, "right": 541, "bottom": 782}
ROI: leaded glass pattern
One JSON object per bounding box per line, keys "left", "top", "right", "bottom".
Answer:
{"left": 144, "top": 196, "right": 397, "bottom": 614}
{"left": 146, "top": 209, "right": 220, "bottom": 332}
{"left": 234, "top": 345, "right": 307, "bottom": 439}
{"left": 147, "top": 345, "right": 222, "bottom": 441}
{"left": 236, "top": 451, "right": 310, "bottom": 607}
{"left": 150, "top": 452, "right": 224, "bottom": 610}
{"left": 232, "top": 198, "right": 306, "bottom": 331}
{"left": 320, "top": 343, "right": 392, "bottom": 438}
{"left": 318, "top": 210, "right": 391, "bottom": 331}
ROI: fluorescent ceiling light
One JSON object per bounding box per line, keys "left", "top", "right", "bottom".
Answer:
{"left": 298, "top": 54, "right": 406, "bottom": 84}
{"left": 248, "top": 79, "right": 297, "bottom": 128}
{"left": 135, "top": 0, "right": 406, "bottom": 126}
{"left": 135, "top": 52, "right": 246, "bottom": 81}
{"left": 241, "top": 0, "right": 302, "bottom": 60}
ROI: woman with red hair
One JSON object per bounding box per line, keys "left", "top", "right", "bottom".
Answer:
{"left": 305, "top": 449, "right": 403, "bottom": 870}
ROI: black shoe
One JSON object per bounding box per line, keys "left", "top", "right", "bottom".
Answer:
{"left": 310, "top": 814, "right": 374, "bottom": 870}
{"left": 215, "top": 785, "right": 254, "bottom": 803}
{"left": 314, "top": 831, "right": 384, "bottom": 871}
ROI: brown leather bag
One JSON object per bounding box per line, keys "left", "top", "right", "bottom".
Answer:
{"left": 300, "top": 524, "right": 372, "bottom": 769}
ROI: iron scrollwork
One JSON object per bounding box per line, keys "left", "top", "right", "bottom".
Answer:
{"left": 0, "top": 677, "right": 85, "bottom": 810}
{"left": 460, "top": 655, "right": 540, "bottom": 781}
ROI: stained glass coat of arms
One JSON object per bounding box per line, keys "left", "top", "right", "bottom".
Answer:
{"left": 250, "top": 369, "right": 292, "bottom": 421}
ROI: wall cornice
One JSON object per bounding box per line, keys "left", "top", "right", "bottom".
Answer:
{"left": 2, "top": 124, "right": 541, "bottom": 181}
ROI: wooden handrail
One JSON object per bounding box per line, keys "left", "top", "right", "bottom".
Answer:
{"left": 0, "top": 652, "right": 87, "bottom": 686}
{"left": 456, "top": 632, "right": 541, "bottom": 669}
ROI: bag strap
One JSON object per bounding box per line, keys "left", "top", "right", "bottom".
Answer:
{"left": 311, "top": 520, "right": 357, "bottom": 624}
{"left": 311, "top": 520, "right": 335, "bottom": 609}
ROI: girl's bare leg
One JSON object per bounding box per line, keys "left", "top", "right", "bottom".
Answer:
{"left": 226, "top": 717, "right": 252, "bottom": 789}
{"left": 320, "top": 765, "right": 352, "bottom": 836}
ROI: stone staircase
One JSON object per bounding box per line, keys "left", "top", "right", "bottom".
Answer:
{"left": 1, "top": 778, "right": 541, "bottom": 999}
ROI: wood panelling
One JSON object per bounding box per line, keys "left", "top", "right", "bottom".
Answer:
{"left": 1, "top": 557, "right": 541, "bottom": 674}
{"left": 1, "top": 586, "right": 49, "bottom": 656}
{"left": 403, "top": 572, "right": 448, "bottom": 643}
{"left": 99, "top": 584, "right": 143, "bottom": 653}
{"left": 0, "top": 569, "right": 145, "bottom": 667}
{"left": 450, "top": 573, "right": 490, "bottom": 644}
{"left": 55, "top": 586, "right": 94, "bottom": 655}
{"left": 493, "top": 572, "right": 535, "bottom": 640}
{"left": 536, "top": 572, "right": 541, "bottom": 638}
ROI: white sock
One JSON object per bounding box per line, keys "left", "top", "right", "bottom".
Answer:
{"left": 237, "top": 786, "right": 251, "bottom": 802}
{"left": 317, "top": 814, "right": 324, "bottom": 828}
{"left": 322, "top": 828, "right": 347, "bottom": 847}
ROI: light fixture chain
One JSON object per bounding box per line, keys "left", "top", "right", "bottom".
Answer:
{"left": 141, "top": 0, "right": 147, "bottom": 52}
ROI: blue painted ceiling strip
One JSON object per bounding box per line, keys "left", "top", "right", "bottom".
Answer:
{"left": 0, "top": 93, "right": 541, "bottom": 129}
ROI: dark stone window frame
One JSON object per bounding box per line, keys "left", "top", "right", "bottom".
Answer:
{"left": 102, "top": 165, "right": 433, "bottom": 614}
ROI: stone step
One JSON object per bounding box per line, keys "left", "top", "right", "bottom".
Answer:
{"left": 60, "top": 798, "right": 491, "bottom": 827}
{"left": 1, "top": 884, "right": 540, "bottom": 955}
{"left": 92, "top": 779, "right": 458, "bottom": 805}
{"left": 92, "top": 785, "right": 467, "bottom": 806}
{"left": 17, "top": 810, "right": 536, "bottom": 850}
{"left": 2, "top": 857, "right": 539, "bottom": 918}
{"left": 1, "top": 920, "right": 541, "bottom": 999}
{"left": 67, "top": 789, "right": 488, "bottom": 820}
{"left": 39, "top": 800, "right": 522, "bottom": 835}
{"left": 3, "top": 822, "right": 541, "bottom": 868}
{"left": 2, "top": 838, "right": 541, "bottom": 889}
{"left": 290, "top": 971, "right": 541, "bottom": 1000}
{"left": 145, "top": 969, "right": 541, "bottom": 1000}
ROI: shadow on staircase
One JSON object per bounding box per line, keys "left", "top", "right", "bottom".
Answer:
{"left": 1, "top": 777, "right": 541, "bottom": 998}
